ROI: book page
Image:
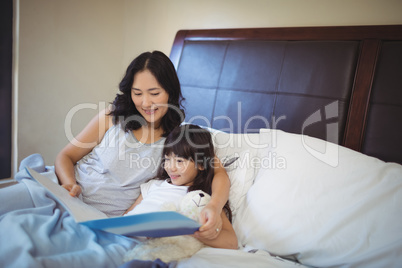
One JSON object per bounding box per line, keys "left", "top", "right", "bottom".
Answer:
{"left": 27, "top": 168, "right": 200, "bottom": 238}
{"left": 27, "top": 168, "right": 107, "bottom": 222}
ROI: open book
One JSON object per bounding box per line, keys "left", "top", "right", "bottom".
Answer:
{"left": 26, "top": 168, "right": 201, "bottom": 237}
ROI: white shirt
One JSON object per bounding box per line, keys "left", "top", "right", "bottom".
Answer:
{"left": 126, "top": 179, "right": 188, "bottom": 216}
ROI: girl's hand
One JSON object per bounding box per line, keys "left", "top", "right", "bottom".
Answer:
{"left": 61, "top": 184, "right": 82, "bottom": 197}
{"left": 195, "top": 203, "right": 223, "bottom": 240}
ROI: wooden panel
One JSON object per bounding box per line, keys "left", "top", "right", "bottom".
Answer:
{"left": 169, "top": 25, "right": 402, "bottom": 157}
{"left": 170, "top": 30, "right": 188, "bottom": 69}
{"left": 170, "top": 25, "right": 402, "bottom": 72}
{"left": 171, "top": 25, "right": 402, "bottom": 42}
{"left": 343, "top": 40, "right": 381, "bottom": 150}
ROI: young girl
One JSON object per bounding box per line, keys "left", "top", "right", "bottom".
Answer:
{"left": 124, "top": 124, "right": 238, "bottom": 249}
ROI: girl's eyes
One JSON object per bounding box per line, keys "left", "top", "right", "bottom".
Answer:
{"left": 163, "top": 157, "right": 186, "bottom": 166}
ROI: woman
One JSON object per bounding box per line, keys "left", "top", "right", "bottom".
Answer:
{"left": 55, "top": 51, "right": 230, "bottom": 239}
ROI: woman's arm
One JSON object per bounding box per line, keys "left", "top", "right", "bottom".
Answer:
{"left": 197, "top": 156, "right": 230, "bottom": 239}
{"left": 55, "top": 108, "right": 113, "bottom": 196}
{"left": 195, "top": 210, "right": 238, "bottom": 249}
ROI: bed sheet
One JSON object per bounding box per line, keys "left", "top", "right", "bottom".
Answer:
{"left": 0, "top": 154, "right": 141, "bottom": 268}
{"left": 0, "top": 178, "right": 139, "bottom": 268}
{"left": 177, "top": 248, "right": 308, "bottom": 268}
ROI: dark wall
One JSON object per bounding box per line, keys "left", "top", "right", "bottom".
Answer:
{"left": 0, "top": 0, "right": 13, "bottom": 179}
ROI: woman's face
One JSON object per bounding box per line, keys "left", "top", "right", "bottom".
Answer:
{"left": 131, "top": 70, "right": 169, "bottom": 127}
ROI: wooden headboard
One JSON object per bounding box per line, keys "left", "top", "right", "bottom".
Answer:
{"left": 169, "top": 25, "right": 402, "bottom": 164}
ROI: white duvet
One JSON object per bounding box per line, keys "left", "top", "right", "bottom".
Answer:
{"left": 178, "top": 128, "right": 402, "bottom": 268}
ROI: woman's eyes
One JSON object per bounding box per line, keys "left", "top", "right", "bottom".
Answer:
{"left": 132, "top": 90, "right": 160, "bottom": 96}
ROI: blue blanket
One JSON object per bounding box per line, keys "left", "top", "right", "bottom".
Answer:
{"left": 0, "top": 154, "right": 139, "bottom": 268}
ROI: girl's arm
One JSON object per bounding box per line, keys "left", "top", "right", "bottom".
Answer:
{"left": 195, "top": 210, "right": 238, "bottom": 249}
{"left": 124, "top": 194, "right": 144, "bottom": 215}
{"left": 55, "top": 108, "right": 113, "bottom": 196}
{"left": 198, "top": 156, "right": 230, "bottom": 239}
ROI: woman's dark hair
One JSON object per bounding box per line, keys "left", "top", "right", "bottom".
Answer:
{"left": 109, "top": 51, "right": 185, "bottom": 136}
{"left": 157, "top": 124, "right": 232, "bottom": 222}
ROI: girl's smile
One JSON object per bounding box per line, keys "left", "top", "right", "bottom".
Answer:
{"left": 169, "top": 174, "right": 180, "bottom": 180}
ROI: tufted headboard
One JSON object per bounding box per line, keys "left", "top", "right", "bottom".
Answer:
{"left": 169, "top": 25, "right": 402, "bottom": 165}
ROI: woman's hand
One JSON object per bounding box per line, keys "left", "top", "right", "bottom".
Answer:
{"left": 194, "top": 202, "right": 223, "bottom": 240}
{"left": 61, "top": 184, "right": 82, "bottom": 197}
{"left": 194, "top": 210, "right": 238, "bottom": 249}
{"left": 194, "top": 155, "right": 230, "bottom": 240}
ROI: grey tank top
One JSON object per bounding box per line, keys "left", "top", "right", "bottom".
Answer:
{"left": 74, "top": 124, "right": 165, "bottom": 217}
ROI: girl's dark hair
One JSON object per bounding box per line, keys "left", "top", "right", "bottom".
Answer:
{"left": 157, "top": 124, "right": 232, "bottom": 222}
{"left": 109, "top": 51, "right": 185, "bottom": 136}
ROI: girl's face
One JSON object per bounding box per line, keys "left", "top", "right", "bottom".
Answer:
{"left": 131, "top": 70, "right": 169, "bottom": 127}
{"left": 163, "top": 153, "right": 202, "bottom": 186}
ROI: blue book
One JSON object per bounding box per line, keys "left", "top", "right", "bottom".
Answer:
{"left": 27, "top": 168, "right": 201, "bottom": 237}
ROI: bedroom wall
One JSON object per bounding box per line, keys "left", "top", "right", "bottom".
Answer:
{"left": 16, "top": 0, "right": 125, "bottom": 170}
{"left": 15, "top": 0, "right": 402, "bottom": 174}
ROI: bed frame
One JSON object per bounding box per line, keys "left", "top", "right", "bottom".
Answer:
{"left": 169, "top": 25, "right": 402, "bottom": 164}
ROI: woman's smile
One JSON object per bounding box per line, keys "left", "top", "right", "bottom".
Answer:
{"left": 131, "top": 70, "right": 169, "bottom": 126}
{"left": 142, "top": 107, "right": 158, "bottom": 115}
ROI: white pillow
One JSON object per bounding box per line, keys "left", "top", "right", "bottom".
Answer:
{"left": 224, "top": 150, "right": 255, "bottom": 217}
{"left": 212, "top": 131, "right": 261, "bottom": 218}
{"left": 182, "top": 123, "right": 261, "bottom": 217}
{"left": 234, "top": 129, "right": 402, "bottom": 268}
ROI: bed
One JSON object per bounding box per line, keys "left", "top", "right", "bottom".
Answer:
{"left": 2, "top": 25, "right": 402, "bottom": 268}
